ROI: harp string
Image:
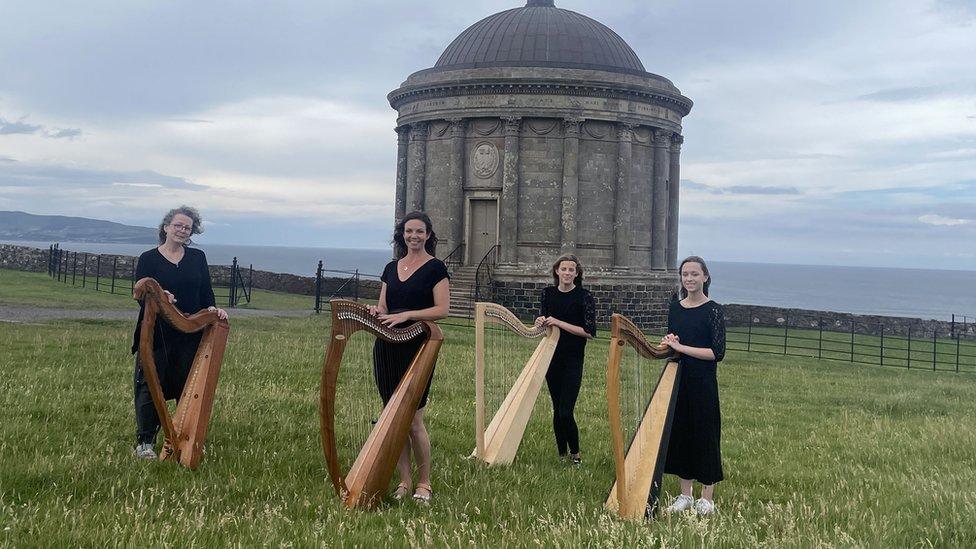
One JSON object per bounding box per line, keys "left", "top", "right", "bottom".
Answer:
{"left": 483, "top": 319, "right": 538, "bottom": 433}
{"left": 619, "top": 343, "right": 654, "bottom": 459}
{"left": 334, "top": 330, "right": 380, "bottom": 474}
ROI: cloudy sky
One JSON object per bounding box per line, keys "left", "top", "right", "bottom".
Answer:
{"left": 1, "top": 0, "right": 974, "bottom": 269}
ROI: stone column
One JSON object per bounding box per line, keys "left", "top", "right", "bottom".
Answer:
{"left": 394, "top": 125, "right": 410, "bottom": 224}
{"left": 613, "top": 123, "right": 634, "bottom": 268}
{"left": 667, "top": 134, "right": 683, "bottom": 269}
{"left": 651, "top": 129, "right": 671, "bottom": 270}
{"left": 499, "top": 116, "right": 521, "bottom": 264}
{"left": 560, "top": 118, "right": 582, "bottom": 254}
{"left": 447, "top": 118, "right": 466, "bottom": 256}
{"left": 406, "top": 122, "right": 428, "bottom": 212}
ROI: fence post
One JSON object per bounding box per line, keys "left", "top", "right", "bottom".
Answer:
{"left": 229, "top": 257, "right": 238, "bottom": 307}
{"left": 818, "top": 316, "right": 823, "bottom": 359}
{"left": 783, "top": 313, "right": 789, "bottom": 355}
{"left": 111, "top": 257, "right": 118, "bottom": 294}
{"left": 879, "top": 323, "right": 884, "bottom": 367}
{"left": 71, "top": 252, "right": 78, "bottom": 285}
{"left": 956, "top": 333, "right": 961, "bottom": 374}
{"left": 932, "top": 329, "right": 937, "bottom": 371}
{"left": 82, "top": 253, "right": 88, "bottom": 288}
{"left": 131, "top": 258, "right": 136, "bottom": 294}
{"left": 850, "top": 320, "right": 855, "bottom": 363}
{"left": 907, "top": 325, "right": 912, "bottom": 369}
{"left": 314, "top": 260, "right": 323, "bottom": 314}
{"left": 95, "top": 255, "right": 101, "bottom": 291}
{"left": 952, "top": 314, "right": 956, "bottom": 339}
{"left": 746, "top": 309, "right": 752, "bottom": 352}
{"left": 58, "top": 248, "right": 65, "bottom": 282}
{"left": 354, "top": 269, "right": 360, "bottom": 301}
{"left": 248, "top": 264, "right": 253, "bottom": 298}
{"left": 48, "top": 245, "right": 53, "bottom": 276}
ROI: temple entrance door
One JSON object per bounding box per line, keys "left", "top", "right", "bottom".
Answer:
{"left": 467, "top": 199, "right": 498, "bottom": 266}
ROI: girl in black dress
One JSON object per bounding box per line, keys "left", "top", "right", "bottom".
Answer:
{"left": 534, "top": 254, "right": 596, "bottom": 465}
{"left": 661, "top": 256, "right": 725, "bottom": 515}
{"left": 367, "top": 211, "right": 449, "bottom": 503}
{"left": 131, "top": 206, "right": 228, "bottom": 460}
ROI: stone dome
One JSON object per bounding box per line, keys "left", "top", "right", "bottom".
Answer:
{"left": 432, "top": 0, "right": 646, "bottom": 76}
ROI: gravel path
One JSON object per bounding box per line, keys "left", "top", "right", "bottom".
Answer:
{"left": 0, "top": 305, "right": 314, "bottom": 323}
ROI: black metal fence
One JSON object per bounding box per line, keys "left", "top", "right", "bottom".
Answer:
{"left": 47, "top": 243, "right": 252, "bottom": 307}
{"left": 727, "top": 310, "right": 976, "bottom": 374}
{"left": 313, "top": 260, "right": 381, "bottom": 313}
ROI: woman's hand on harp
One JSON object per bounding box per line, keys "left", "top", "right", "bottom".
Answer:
{"left": 367, "top": 305, "right": 386, "bottom": 316}
{"left": 661, "top": 333, "right": 680, "bottom": 349}
{"left": 378, "top": 311, "right": 411, "bottom": 327}
{"left": 534, "top": 316, "right": 546, "bottom": 328}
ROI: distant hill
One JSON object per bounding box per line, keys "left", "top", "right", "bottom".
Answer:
{"left": 0, "top": 211, "right": 157, "bottom": 244}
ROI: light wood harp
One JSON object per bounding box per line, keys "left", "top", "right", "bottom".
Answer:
{"left": 473, "top": 302, "right": 560, "bottom": 465}
{"left": 605, "top": 313, "right": 679, "bottom": 520}
{"left": 319, "top": 299, "right": 444, "bottom": 510}
{"left": 133, "top": 277, "right": 230, "bottom": 470}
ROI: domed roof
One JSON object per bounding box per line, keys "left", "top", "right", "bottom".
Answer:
{"left": 432, "top": 1, "right": 646, "bottom": 76}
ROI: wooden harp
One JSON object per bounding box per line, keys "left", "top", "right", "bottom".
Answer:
{"left": 319, "top": 299, "right": 444, "bottom": 510}
{"left": 472, "top": 302, "right": 560, "bottom": 465}
{"left": 133, "top": 277, "right": 230, "bottom": 470}
{"left": 605, "top": 313, "right": 679, "bottom": 520}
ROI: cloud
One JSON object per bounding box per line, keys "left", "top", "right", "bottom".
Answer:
{"left": 918, "top": 214, "right": 970, "bottom": 226}
{"left": 0, "top": 163, "right": 207, "bottom": 190}
{"left": 45, "top": 127, "right": 83, "bottom": 139}
{"left": 0, "top": 116, "right": 41, "bottom": 135}
{"left": 681, "top": 179, "right": 801, "bottom": 195}
{"left": 855, "top": 87, "right": 943, "bottom": 102}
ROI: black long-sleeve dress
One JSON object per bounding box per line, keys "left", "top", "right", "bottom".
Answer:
{"left": 663, "top": 299, "right": 726, "bottom": 485}
{"left": 372, "top": 258, "right": 448, "bottom": 409}
{"left": 130, "top": 246, "right": 216, "bottom": 444}
{"left": 539, "top": 285, "right": 597, "bottom": 455}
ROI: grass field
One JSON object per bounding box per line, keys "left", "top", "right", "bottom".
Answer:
{"left": 2, "top": 273, "right": 975, "bottom": 546}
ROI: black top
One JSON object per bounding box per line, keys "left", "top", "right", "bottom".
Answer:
{"left": 667, "top": 300, "right": 726, "bottom": 376}
{"left": 130, "top": 246, "right": 216, "bottom": 353}
{"left": 539, "top": 285, "right": 597, "bottom": 361}
{"left": 380, "top": 258, "right": 449, "bottom": 313}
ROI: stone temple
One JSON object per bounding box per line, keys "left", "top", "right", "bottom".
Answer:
{"left": 387, "top": 0, "right": 692, "bottom": 327}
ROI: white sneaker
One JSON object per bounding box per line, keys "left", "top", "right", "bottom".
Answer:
{"left": 133, "top": 443, "right": 157, "bottom": 460}
{"left": 694, "top": 498, "right": 716, "bottom": 516}
{"left": 666, "top": 494, "right": 695, "bottom": 513}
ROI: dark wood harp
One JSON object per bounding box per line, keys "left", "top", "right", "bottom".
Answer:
{"left": 319, "top": 299, "right": 444, "bottom": 510}
{"left": 605, "top": 313, "right": 679, "bottom": 520}
{"left": 133, "top": 277, "right": 230, "bottom": 470}
{"left": 472, "top": 302, "right": 560, "bottom": 465}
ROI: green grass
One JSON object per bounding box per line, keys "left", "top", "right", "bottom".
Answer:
{"left": 3, "top": 271, "right": 975, "bottom": 546}
{"left": 0, "top": 269, "right": 316, "bottom": 311}
{"left": 2, "top": 305, "right": 976, "bottom": 546}
{"left": 728, "top": 325, "right": 976, "bottom": 374}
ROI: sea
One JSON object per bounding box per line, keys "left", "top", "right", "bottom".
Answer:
{"left": 7, "top": 240, "right": 975, "bottom": 321}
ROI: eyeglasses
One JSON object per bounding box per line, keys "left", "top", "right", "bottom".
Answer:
{"left": 170, "top": 223, "right": 193, "bottom": 232}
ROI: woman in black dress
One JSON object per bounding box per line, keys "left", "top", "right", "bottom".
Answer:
{"left": 661, "top": 255, "right": 725, "bottom": 515}
{"left": 534, "top": 254, "right": 596, "bottom": 465}
{"left": 367, "top": 211, "right": 449, "bottom": 503}
{"left": 131, "top": 206, "right": 228, "bottom": 460}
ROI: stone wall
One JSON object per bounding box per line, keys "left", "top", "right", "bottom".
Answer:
{"left": 0, "top": 244, "right": 51, "bottom": 272}
{"left": 491, "top": 278, "right": 675, "bottom": 331}
{"left": 2, "top": 244, "right": 381, "bottom": 301}
{"left": 724, "top": 304, "right": 975, "bottom": 339}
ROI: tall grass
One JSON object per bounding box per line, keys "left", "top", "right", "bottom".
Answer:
{"left": 2, "top": 313, "right": 975, "bottom": 547}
